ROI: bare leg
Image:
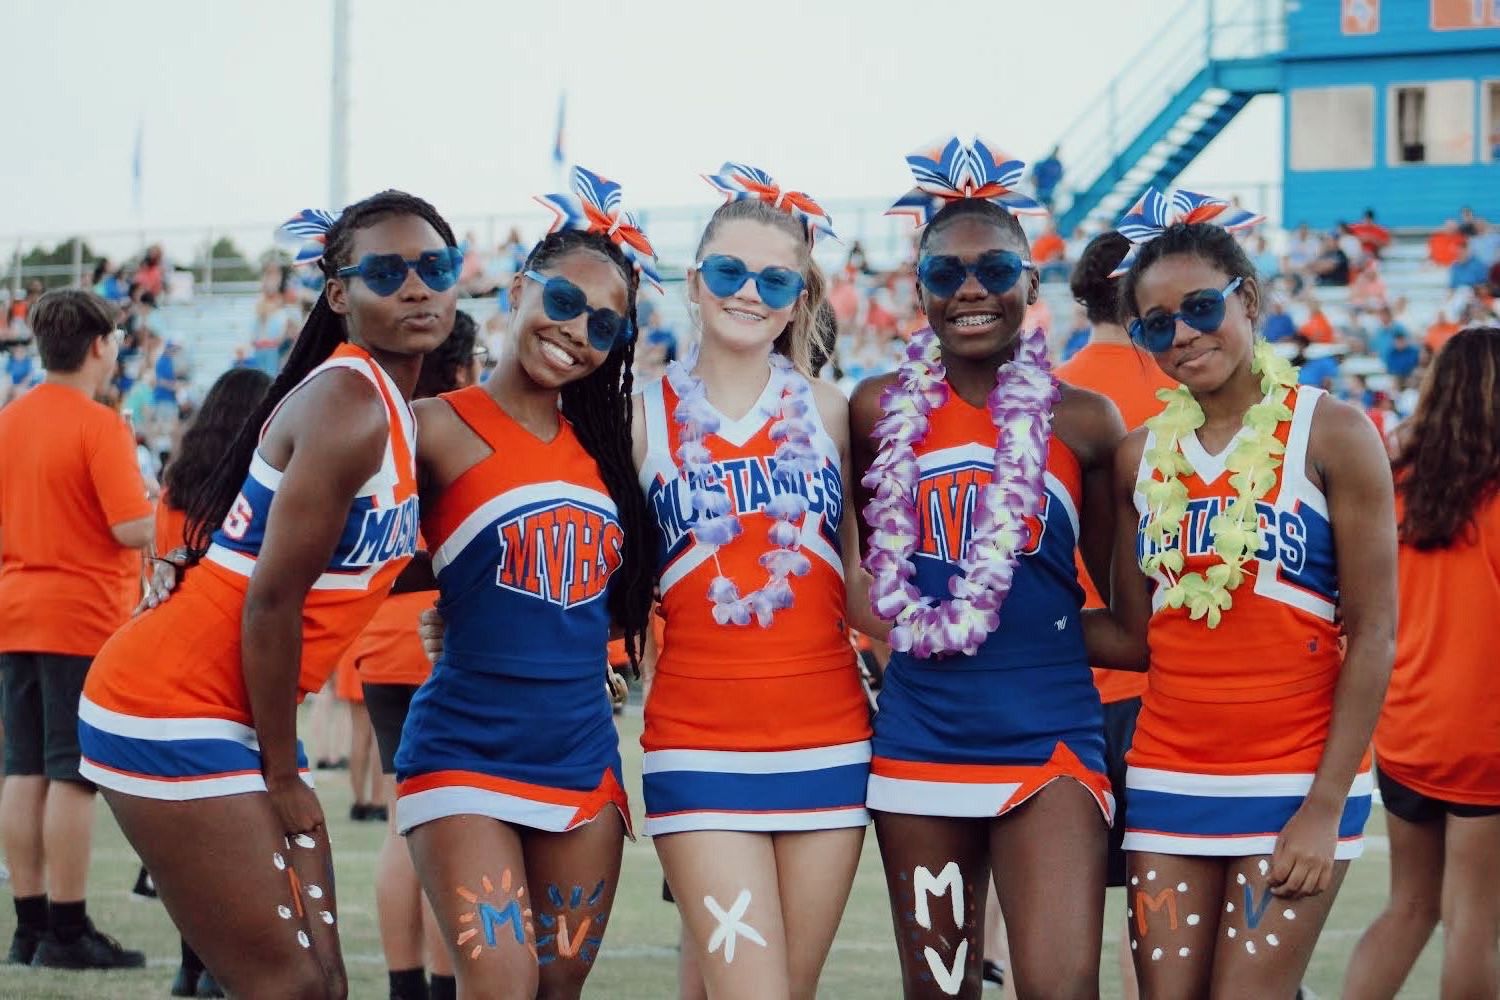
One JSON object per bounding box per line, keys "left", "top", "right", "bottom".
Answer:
{"left": 983, "top": 885, "right": 1018, "bottom": 1000}
{"left": 657, "top": 830, "right": 791, "bottom": 1000}
{"left": 1206, "top": 855, "right": 1348, "bottom": 1000}
{"left": 1343, "top": 811, "right": 1444, "bottom": 999}
{"left": 1438, "top": 813, "right": 1500, "bottom": 1000}
{"left": 0, "top": 775, "right": 45, "bottom": 895}
{"left": 677, "top": 920, "right": 708, "bottom": 1000}
{"left": 348, "top": 703, "right": 375, "bottom": 808}
{"left": 773, "top": 827, "right": 864, "bottom": 1000}
{"left": 1126, "top": 853, "right": 1224, "bottom": 999}
{"left": 1116, "top": 916, "right": 1139, "bottom": 1000}
{"left": 42, "top": 780, "right": 95, "bottom": 902}
{"left": 102, "top": 789, "right": 346, "bottom": 999}
{"left": 375, "top": 776, "right": 425, "bottom": 972}
{"left": 520, "top": 810, "right": 625, "bottom": 999}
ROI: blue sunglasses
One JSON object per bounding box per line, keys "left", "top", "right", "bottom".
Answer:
{"left": 524, "top": 270, "right": 631, "bottom": 352}
{"left": 917, "top": 250, "right": 1034, "bottom": 298}
{"left": 336, "top": 247, "right": 464, "bottom": 297}
{"left": 1130, "top": 277, "right": 1243, "bottom": 353}
{"left": 693, "top": 254, "right": 805, "bottom": 310}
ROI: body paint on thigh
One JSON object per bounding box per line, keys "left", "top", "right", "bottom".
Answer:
{"left": 535, "top": 881, "right": 608, "bottom": 965}
{"left": 272, "top": 834, "right": 335, "bottom": 947}
{"left": 703, "top": 889, "right": 767, "bottom": 964}
{"left": 455, "top": 869, "right": 536, "bottom": 961}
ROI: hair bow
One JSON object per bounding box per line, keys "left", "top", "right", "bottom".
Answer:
{"left": 535, "top": 166, "right": 662, "bottom": 292}
{"left": 274, "top": 208, "right": 341, "bottom": 266}
{"left": 886, "top": 136, "right": 1047, "bottom": 226}
{"left": 701, "top": 163, "right": 836, "bottom": 243}
{"left": 1110, "top": 187, "right": 1265, "bottom": 277}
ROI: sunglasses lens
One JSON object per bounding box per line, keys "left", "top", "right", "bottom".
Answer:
{"left": 1137, "top": 315, "right": 1178, "bottom": 352}
{"left": 976, "top": 252, "right": 1023, "bottom": 294}
{"left": 918, "top": 256, "right": 966, "bottom": 298}
{"left": 416, "top": 249, "right": 461, "bottom": 292}
{"left": 1180, "top": 291, "right": 1227, "bottom": 333}
{"left": 586, "top": 311, "right": 624, "bottom": 352}
{"left": 699, "top": 256, "right": 749, "bottom": 299}
{"left": 541, "top": 278, "right": 586, "bottom": 321}
{"left": 360, "top": 255, "right": 408, "bottom": 296}
{"left": 755, "top": 268, "right": 804, "bottom": 310}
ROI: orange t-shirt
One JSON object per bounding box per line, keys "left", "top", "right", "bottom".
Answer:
{"left": 1375, "top": 492, "right": 1500, "bottom": 804}
{"left": 0, "top": 383, "right": 152, "bottom": 656}
{"left": 1427, "top": 231, "right": 1466, "bottom": 268}
{"left": 154, "top": 492, "right": 188, "bottom": 556}
{"left": 348, "top": 589, "right": 436, "bottom": 687}
{"left": 1031, "top": 232, "right": 1066, "bottom": 265}
{"left": 1056, "top": 341, "right": 1176, "bottom": 703}
{"left": 1300, "top": 310, "right": 1336, "bottom": 344}
{"left": 1426, "top": 321, "right": 1461, "bottom": 354}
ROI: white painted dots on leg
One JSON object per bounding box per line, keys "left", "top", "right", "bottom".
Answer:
{"left": 277, "top": 905, "right": 292, "bottom": 920}
{"left": 1179, "top": 947, "right": 1190, "bottom": 957}
{"left": 1245, "top": 940, "right": 1257, "bottom": 955}
{"left": 1227, "top": 927, "right": 1237, "bottom": 938}
{"left": 296, "top": 931, "right": 310, "bottom": 949}
{"left": 1151, "top": 948, "right": 1162, "bottom": 961}
{"left": 1146, "top": 870, "right": 1157, "bottom": 881}
{"left": 272, "top": 852, "right": 286, "bottom": 871}
{"left": 1236, "top": 872, "right": 1247, "bottom": 886}
{"left": 1283, "top": 909, "right": 1296, "bottom": 921}
{"left": 1258, "top": 859, "right": 1269, "bottom": 877}
{"left": 1177, "top": 882, "right": 1188, "bottom": 892}
{"left": 1130, "top": 876, "right": 1139, "bottom": 886}
{"left": 319, "top": 911, "right": 335, "bottom": 926}
{"left": 294, "top": 834, "right": 317, "bottom": 850}
{"left": 306, "top": 885, "right": 324, "bottom": 900}
{"left": 1131, "top": 940, "right": 1138, "bottom": 951}
{"left": 1266, "top": 934, "right": 1279, "bottom": 947}
{"left": 1226, "top": 902, "right": 1235, "bottom": 913}
{"left": 1186, "top": 913, "right": 1200, "bottom": 926}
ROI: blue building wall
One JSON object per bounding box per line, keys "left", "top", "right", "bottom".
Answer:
{"left": 1280, "top": 1, "right": 1500, "bottom": 228}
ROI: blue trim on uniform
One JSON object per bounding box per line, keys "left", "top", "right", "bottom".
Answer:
{"left": 78, "top": 720, "right": 308, "bottom": 779}
{"left": 1127, "top": 787, "right": 1371, "bottom": 840}
{"left": 643, "top": 762, "right": 869, "bottom": 816}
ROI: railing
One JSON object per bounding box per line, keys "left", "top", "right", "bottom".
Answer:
{"left": 1050, "top": 0, "right": 1286, "bottom": 223}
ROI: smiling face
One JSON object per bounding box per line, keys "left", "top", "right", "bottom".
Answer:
{"left": 917, "top": 215, "right": 1037, "bottom": 363}
{"left": 327, "top": 214, "right": 458, "bottom": 359}
{"left": 1132, "top": 252, "right": 1259, "bottom": 393}
{"left": 689, "top": 218, "right": 806, "bottom": 357}
{"left": 507, "top": 247, "right": 623, "bottom": 390}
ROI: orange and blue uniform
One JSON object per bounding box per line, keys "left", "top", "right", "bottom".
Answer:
{"left": 1124, "top": 386, "right": 1372, "bottom": 858}
{"left": 637, "top": 374, "right": 871, "bottom": 836}
{"left": 394, "top": 385, "right": 630, "bottom": 835}
{"left": 79, "top": 344, "right": 420, "bottom": 799}
{"left": 866, "top": 391, "right": 1114, "bottom": 821}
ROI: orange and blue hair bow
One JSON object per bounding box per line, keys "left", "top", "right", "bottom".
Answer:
{"left": 886, "top": 136, "right": 1047, "bottom": 226}
{"left": 1110, "top": 187, "right": 1264, "bottom": 277}
{"left": 275, "top": 208, "right": 341, "bottom": 267}
{"left": 701, "top": 163, "right": 836, "bottom": 244}
{"left": 535, "top": 166, "right": 662, "bottom": 292}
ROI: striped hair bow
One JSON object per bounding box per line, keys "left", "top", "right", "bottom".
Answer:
{"left": 535, "top": 166, "right": 662, "bottom": 292}
{"left": 886, "top": 136, "right": 1047, "bottom": 226}
{"left": 1110, "top": 187, "right": 1265, "bottom": 277}
{"left": 701, "top": 162, "right": 836, "bottom": 243}
{"left": 274, "top": 208, "right": 341, "bottom": 266}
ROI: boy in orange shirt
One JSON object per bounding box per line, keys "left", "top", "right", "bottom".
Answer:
{"left": 0, "top": 290, "right": 153, "bottom": 969}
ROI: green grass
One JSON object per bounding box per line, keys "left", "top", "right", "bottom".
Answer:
{"left": 0, "top": 710, "right": 1443, "bottom": 998}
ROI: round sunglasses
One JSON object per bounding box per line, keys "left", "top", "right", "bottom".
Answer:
{"left": 335, "top": 247, "right": 464, "bottom": 297}
{"left": 693, "top": 254, "right": 805, "bottom": 310}
{"left": 917, "top": 250, "right": 1034, "bottom": 299}
{"left": 524, "top": 270, "right": 630, "bottom": 352}
{"left": 1129, "top": 277, "right": 1243, "bottom": 353}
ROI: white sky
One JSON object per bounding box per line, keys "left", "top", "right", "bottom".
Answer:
{"left": 1, "top": 0, "right": 1281, "bottom": 256}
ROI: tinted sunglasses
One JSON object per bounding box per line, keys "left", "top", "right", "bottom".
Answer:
{"left": 693, "top": 254, "right": 805, "bottom": 310}
{"left": 524, "top": 271, "right": 630, "bottom": 352}
{"left": 1129, "top": 277, "right": 1243, "bottom": 353}
{"left": 336, "top": 247, "right": 464, "bottom": 297}
{"left": 917, "top": 250, "right": 1034, "bottom": 298}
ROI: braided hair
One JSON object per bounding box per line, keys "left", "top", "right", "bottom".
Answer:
{"left": 523, "top": 229, "right": 658, "bottom": 671}
{"left": 182, "top": 190, "right": 458, "bottom": 556}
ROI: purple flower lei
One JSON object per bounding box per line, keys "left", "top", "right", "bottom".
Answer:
{"left": 860, "top": 325, "right": 1060, "bottom": 657}
{"left": 666, "top": 353, "right": 823, "bottom": 627}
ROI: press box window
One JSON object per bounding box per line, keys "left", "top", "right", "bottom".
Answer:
{"left": 1389, "top": 80, "right": 1475, "bottom": 165}
{"left": 1289, "top": 86, "right": 1375, "bottom": 171}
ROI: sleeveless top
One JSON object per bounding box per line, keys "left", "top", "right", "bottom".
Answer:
{"left": 637, "top": 371, "right": 850, "bottom": 678}
{"left": 423, "top": 385, "right": 622, "bottom": 680}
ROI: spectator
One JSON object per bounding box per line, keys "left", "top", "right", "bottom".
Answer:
{"left": 1383, "top": 330, "right": 1421, "bottom": 382}
{"left": 1426, "top": 309, "right": 1463, "bottom": 355}
{"left": 1248, "top": 234, "right": 1279, "bottom": 279}
{"left": 1470, "top": 219, "right": 1500, "bottom": 268}
{"left": 1370, "top": 305, "right": 1410, "bottom": 358}
{"left": 1349, "top": 261, "right": 1389, "bottom": 313}
{"left": 134, "top": 245, "right": 166, "bottom": 299}
{"left": 89, "top": 261, "right": 128, "bottom": 304}
{"left": 1428, "top": 219, "right": 1467, "bottom": 267}
{"left": 1289, "top": 334, "right": 1341, "bottom": 388}
{"left": 1337, "top": 221, "right": 1367, "bottom": 269}
{"left": 1059, "top": 304, "right": 1090, "bottom": 361}
{"left": 250, "top": 264, "right": 298, "bottom": 375}
{"left": 1312, "top": 234, "right": 1351, "bottom": 286}
{"left": 1031, "top": 224, "right": 1068, "bottom": 282}
{"left": 1457, "top": 205, "right": 1481, "bottom": 238}
{"left": 1262, "top": 296, "right": 1297, "bottom": 342}
{"left": 1450, "top": 244, "right": 1489, "bottom": 291}
{"left": 1300, "top": 297, "right": 1337, "bottom": 344}
{"left": 845, "top": 240, "right": 872, "bottom": 276}
{"left": 0, "top": 290, "right": 151, "bottom": 970}
{"left": 1349, "top": 208, "right": 1391, "bottom": 259}
{"left": 1286, "top": 222, "right": 1320, "bottom": 270}
{"left": 1031, "top": 146, "right": 1063, "bottom": 210}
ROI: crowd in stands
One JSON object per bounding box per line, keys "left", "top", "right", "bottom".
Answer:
{"left": 4, "top": 206, "right": 1498, "bottom": 471}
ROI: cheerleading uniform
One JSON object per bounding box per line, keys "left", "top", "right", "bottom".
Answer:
{"left": 395, "top": 386, "right": 629, "bottom": 836}
{"left": 1123, "top": 386, "right": 1372, "bottom": 859}
{"left": 637, "top": 373, "right": 871, "bottom": 837}
{"left": 866, "top": 391, "right": 1113, "bottom": 821}
{"left": 79, "top": 343, "right": 420, "bottom": 799}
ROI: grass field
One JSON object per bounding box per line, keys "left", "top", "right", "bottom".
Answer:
{"left": 0, "top": 708, "right": 1444, "bottom": 999}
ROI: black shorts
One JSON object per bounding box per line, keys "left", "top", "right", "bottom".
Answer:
{"left": 1, "top": 652, "right": 94, "bottom": 784}
{"left": 1377, "top": 766, "right": 1500, "bottom": 823}
{"left": 363, "top": 682, "right": 419, "bottom": 776}
{"left": 1102, "top": 696, "right": 1142, "bottom": 888}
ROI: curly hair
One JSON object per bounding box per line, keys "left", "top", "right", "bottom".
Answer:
{"left": 1393, "top": 326, "right": 1500, "bottom": 549}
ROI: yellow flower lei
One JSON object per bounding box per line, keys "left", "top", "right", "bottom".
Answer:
{"left": 1138, "top": 340, "right": 1300, "bottom": 628}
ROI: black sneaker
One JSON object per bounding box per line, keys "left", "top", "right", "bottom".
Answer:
{"left": 131, "top": 866, "right": 158, "bottom": 900}
{"left": 171, "top": 963, "right": 199, "bottom": 997}
{"left": 982, "top": 958, "right": 1005, "bottom": 987}
{"left": 196, "top": 968, "right": 226, "bottom": 997}
{"left": 350, "top": 803, "right": 369, "bottom": 821}
{"left": 6, "top": 926, "right": 41, "bottom": 965}
{"left": 366, "top": 804, "right": 389, "bottom": 823}
{"left": 30, "top": 921, "right": 146, "bottom": 969}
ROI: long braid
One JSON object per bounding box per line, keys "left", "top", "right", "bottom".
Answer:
{"left": 183, "top": 190, "right": 458, "bottom": 557}
{"left": 526, "top": 229, "right": 658, "bottom": 671}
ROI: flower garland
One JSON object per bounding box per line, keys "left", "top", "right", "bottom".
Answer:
{"left": 1137, "top": 339, "right": 1299, "bottom": 628}
{"left": 861, "top": 326, "right": 1060, "bottom": 658}
{"left": 667, "top": 352, "right": 822, "bottom": 627}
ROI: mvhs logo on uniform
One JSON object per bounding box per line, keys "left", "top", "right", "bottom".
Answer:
{"left": 495, "top": 502, "right": 623, "bottom": 609}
